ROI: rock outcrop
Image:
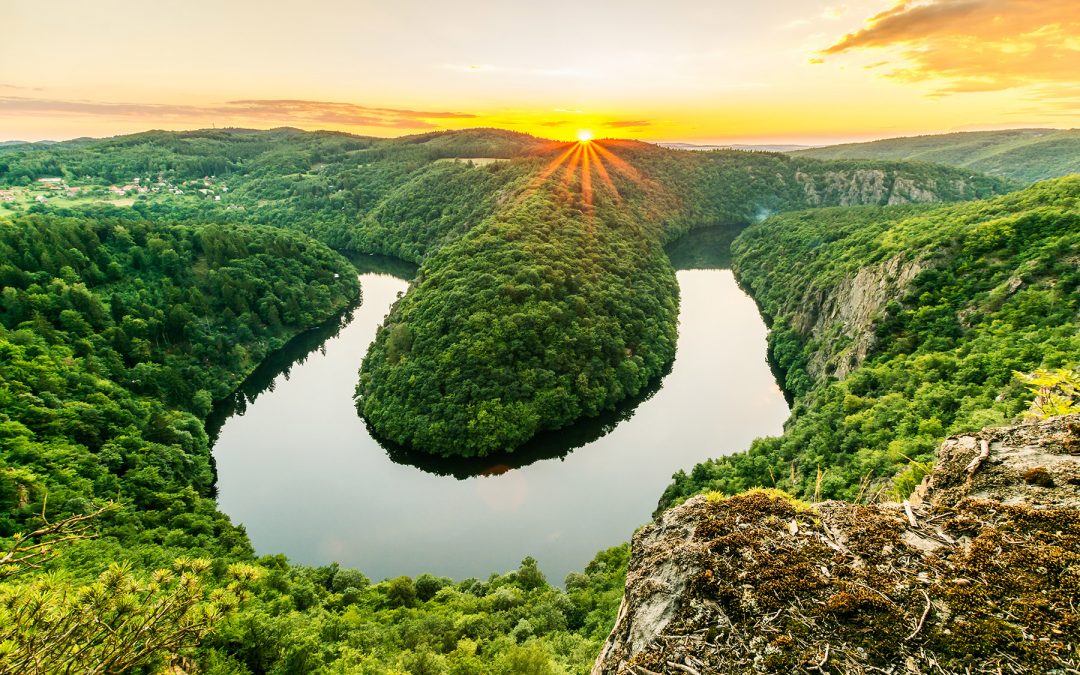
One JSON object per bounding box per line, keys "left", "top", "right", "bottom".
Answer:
{"left": 790, "top": 254, "right": 923, "bottom": 381}
{"left": 794, "top": 170, "right": 965, "bottom": 208}
{"left": 594, "top": 415, "right": 1080, "bottom": 674}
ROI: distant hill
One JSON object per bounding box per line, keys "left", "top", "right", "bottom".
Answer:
{"left": 659, "top": 141, "right": 813, "bottom": 153}
{"left": 385, "top": 127, "right": 553, "bottom": 157}
{"left": 792, "top": 128, "right": 1080, "bottom": 183}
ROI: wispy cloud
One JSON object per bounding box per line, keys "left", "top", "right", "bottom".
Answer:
{"left": 0, "top": 96, "right": 476, "bottom": 130}
{"left": 820, "top": 0, "right": 1080, "bottom": 101}
{"left": 605, "top": 120, "right": 653, "bottom": 129}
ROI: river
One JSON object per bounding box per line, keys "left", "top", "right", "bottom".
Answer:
{"left": 210, "top": 227, "right": 789, "bottom": 583}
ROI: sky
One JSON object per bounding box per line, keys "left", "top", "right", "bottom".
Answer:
{"left": 2, "top": 0, "right": 1078, "bottom": 144}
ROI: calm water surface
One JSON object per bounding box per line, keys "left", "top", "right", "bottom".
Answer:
{"left": 211, "top": 229, "right": 789, "bottom": 582}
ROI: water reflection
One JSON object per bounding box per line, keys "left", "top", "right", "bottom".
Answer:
{"left": 206, "top": 253, "right": 417, "bottom": 445}
{"left": 347, "top": 252, "right": 420, "bottom": 279}
{"left": 667, "top": 224, "right": 743, "bottom": 271}
{"left": 206, "top": 310, "right": 354, "bottom": 445}
{"left": 376, "top": 368, "right": 668, "bottom": 479}
{"left": 373, "top": 224, "right": 744, "bottom": 478}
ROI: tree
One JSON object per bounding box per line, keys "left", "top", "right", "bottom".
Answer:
{"left": 0, "top": 559, "right": 262, "bottom": 675}
{"left": 1015, "top": 368, "right": 1080, "bottom": 419}
{"left": 0, "top": 503, "right": 263, "bottom": 675}
{"left": 385, "top": 576, "right": 417, "bottom": 608}
{"left": 0, "top": 501, "right": 117, "bottom": 579}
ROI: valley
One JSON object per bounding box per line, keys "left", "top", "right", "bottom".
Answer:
{"left": 0, "top": 127, "right": 1076, "bottom": 673}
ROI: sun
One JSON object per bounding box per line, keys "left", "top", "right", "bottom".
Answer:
{"left": 576, "top": 129, "right": 594, "bottom": 142}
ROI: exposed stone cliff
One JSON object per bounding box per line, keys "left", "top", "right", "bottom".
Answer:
{"left": 594, "top": 415, "right": 1080, "bottom": 674}
{"left": 791, "top": 254, "right": 923, "bottom": 381}
{"left": 794, "top": 170, "right": 970, "bottom": 208}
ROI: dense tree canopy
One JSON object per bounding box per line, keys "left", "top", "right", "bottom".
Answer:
{"left": 355, "top": 139, "right": 1012, "bottom": 456}
{"left": 660, "top": 175, "right": 1080, "bottom": 508}
{"left": 1, "top": 127, "right": 1062, "bottom": 673}
{"left": 3, "top": 128, "right": 1011, "bottom": 457}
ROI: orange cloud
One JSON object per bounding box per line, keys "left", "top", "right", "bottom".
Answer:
{"left": 821, "top": 0, "right": 1080, "bottom": 96}
{"left": 0, "top": 97, "right": 476, "bottom": 130}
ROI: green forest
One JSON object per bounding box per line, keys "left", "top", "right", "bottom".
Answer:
{"left": 354, "top": 140, "right": 1011, "bottom": 457}
{"left": 0, "top": 127, "right": 1076, "bottom": 673}
{"left": 660, "top": 175, "right": 1080, "bottom": 508}
{"left": 1, "top": 129, "right": 1011, "bottom": 458}
{"left": 0, "top": 208, "right": 627, "bottom": 674}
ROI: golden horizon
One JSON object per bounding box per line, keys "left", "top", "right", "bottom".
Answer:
{"left": 1, "top": 1, "right": 1076, "bottom": 143}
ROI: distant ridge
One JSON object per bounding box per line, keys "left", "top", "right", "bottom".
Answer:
{"left": 792, "top": 128, "right": 1080, "bottom": 183}
{"left": 658, "top": 141, "right": 814, "bottom": 153}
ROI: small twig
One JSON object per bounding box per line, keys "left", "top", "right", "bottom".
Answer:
{"left": 907, "top": 590, "right": 932, "bottom": 640}
{"left": 964, "top": 439, "right": 991, "bottom": 474}
{"left": 851, "top": 581, "right": 899, "bottom": 608}
{"left": 815, "top": 643, "right": 831, "bottom": 669}
{"left": 666, "top": 662, "right": 701, "bottom": 675}
{"left": 932, "top": 527, "right": 955, "bottom": 545}
{"left": 903, "top": 500, "right": 918, "bottom": 528}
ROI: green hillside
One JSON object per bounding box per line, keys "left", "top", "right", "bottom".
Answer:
{"left": 660, "top": 175, "right": 1080, "bottom": 509}
{"left": 0, "top": 129, "right": 1012, "bottom": 457}
{"left": 792, "top": 128, "right": 1080, "bottom": 183}
{"left": 0, "top": 128, "right": 1052, "bottom": 673}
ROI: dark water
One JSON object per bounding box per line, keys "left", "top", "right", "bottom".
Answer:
{"left": 211, "top": 229, "right": 789, "bottom": 582}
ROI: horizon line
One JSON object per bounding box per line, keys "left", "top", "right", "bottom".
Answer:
{"left": 1, "top": 123, "right": 1075, "bottom": 149}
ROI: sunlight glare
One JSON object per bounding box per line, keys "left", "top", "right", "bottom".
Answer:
{"left": 576, "top": 129, "right": 594, "bottom": 142}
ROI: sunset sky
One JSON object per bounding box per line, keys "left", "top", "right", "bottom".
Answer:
{"left": 2, "top": 0, "right": 1078, "bottom": 144}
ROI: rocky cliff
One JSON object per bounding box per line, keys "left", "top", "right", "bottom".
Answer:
{"left": 594, "top": 415, "right": 1080, "bottom": 674}
{"left": 790, "top": 254, "right": 923, "bottom": 381}
{"left": 794, "top": 170, "right": 972, "bottom": 207}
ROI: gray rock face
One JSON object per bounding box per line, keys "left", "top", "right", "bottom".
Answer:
{"left": 792, "top": 254, "right": 923, "bottom": 381}
{"left": 794, "top": 170, "right": 962, "bottom": 208}
{"left": 594, "top": 415, "right": 1080, "bottom": 674}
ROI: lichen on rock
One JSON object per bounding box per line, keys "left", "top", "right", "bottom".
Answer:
{"left": 594, "top": 415, "right": 1080, "bottom": 674}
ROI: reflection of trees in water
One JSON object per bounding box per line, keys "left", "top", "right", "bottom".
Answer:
{"left": 383, "top": 225, "right": 746, "bottom": 478}
{"left": 205, "top": 308, "right": 354, "bottom": 445}
{"left": 665, "top": 223, "right": 744, "bottom": 271}
{"left": 346, "top": 252, "right": 419, "bottom": 279}
{"left": 376, "top": 364, "right": 670, "bottom": 480}
{"left": 206, "top": 253, "right": 417, "bottom": 446}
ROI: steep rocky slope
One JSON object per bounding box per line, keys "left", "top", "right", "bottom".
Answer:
{"left": 596, "top": 415, "right": 1080, "bottom": 674}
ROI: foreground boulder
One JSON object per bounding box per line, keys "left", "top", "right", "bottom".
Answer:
{"left": 594, "top": 415, "right": 1080, "bottom": 674}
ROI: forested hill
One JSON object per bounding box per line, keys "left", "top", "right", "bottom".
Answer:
{"left": 0, "top": 128, "right": 1014, "bottom": 458}
{"left": 0, "top": 213, "right": 359, "bottom": 591}
{"left": 0, "top": 211, "right": 630, "bottom": 673}
{"left": 791, "top": 128, "right": 1080, "bottom": 183}
{"left": 660, "top": 175, "right": 1080, "bottom": 509}
{"left": 350, "top": 138, "right": 1012, "bottom": 457}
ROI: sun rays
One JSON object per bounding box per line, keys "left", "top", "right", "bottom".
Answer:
{"left": 512, "top": 138, "right": 645, "bottom": 217}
